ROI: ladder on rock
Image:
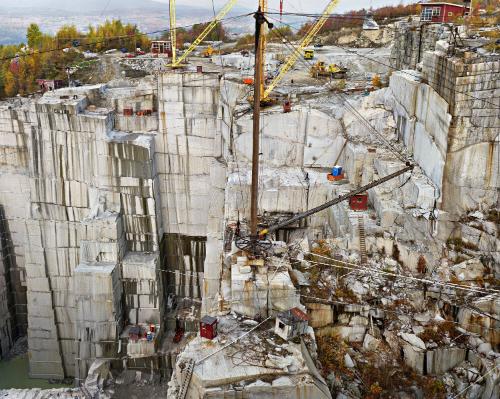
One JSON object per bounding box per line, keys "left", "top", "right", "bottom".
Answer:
{"left": 176, "top": 358, "right": 195, "bottom": 399}
{"left": 358, "top": 216, "right": 367, "bottom": 265}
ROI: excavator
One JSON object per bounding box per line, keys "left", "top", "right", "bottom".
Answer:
{"left": 310, "top": 61, "right": 347, "bottom": 79}
{"left": 202, "top": 45, "right": 224, "bottom": 58}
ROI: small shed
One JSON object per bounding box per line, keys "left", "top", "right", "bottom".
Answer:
{"left": 420, "top": 2, "right": 470, "bottom": 23}
{"left": 275, "top": 307, "right": 309, "bottom": 341}
{"left": 200, "top": 315, "right": 218, "bottom": 340}
{"left": 349, "top": 192, "right": 368, "bottom": 211}
{"left": 151, "top": 41, "right": 172, "bottom": 56}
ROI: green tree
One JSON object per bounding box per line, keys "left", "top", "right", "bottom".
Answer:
{"left": 55, "top": 25, "right": 80, "bottom": 47}
{"left": 269, "top": 26, "right": 294, "bottom": 42}
{"left": 27, "top": 23, "right": 43, "bottom": 49}
{"left": 3, "top": 69, "right": 17, "bottom": 97}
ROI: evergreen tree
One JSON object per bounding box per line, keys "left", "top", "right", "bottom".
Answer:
{"left": 27, "top": 23, "right": 43, "bottom": 49}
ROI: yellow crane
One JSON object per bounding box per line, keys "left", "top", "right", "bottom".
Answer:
{"left": 169, "top": 0, "right": 177, "bottom": 64}
{"left": 262, "top": 0, "right": 340, "bottom": 100}
{"left": 173, "top": 0, "right": 239, "bottom": 67}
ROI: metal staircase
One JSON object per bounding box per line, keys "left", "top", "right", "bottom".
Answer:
{"left": 358, "top": 215, "right": 367, "bottom": 265}
{"left": 176, "top": 358, "right": 195, "bottom": 399}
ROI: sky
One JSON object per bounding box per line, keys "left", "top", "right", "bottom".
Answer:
{"left": 160, "top": 0, "right": 413, "bottom": 13}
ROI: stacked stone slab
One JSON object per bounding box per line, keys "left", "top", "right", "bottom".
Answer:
{"left": 156, "top": 72, "right": 222, "bottom": 301}
{"left": 0, "top": 205, "right": 15, "bottom": 358}
{"left": 0, "top": 104, "right": 30, "bottom": 346}
{"left": 122, "top": 252, "right": 161, "bottom": 325}
{"left": 390, "top": 21, "right": 447, "bottom": 70}
{"left": 421, "top": 50, "right": 499, "bottom": 214}
{"left": 0, "top": 81, "right": 162, "bottom": 378}
{"left": 387, "top": 71, "right": 451, "bottom": 196}
{"left": 388, "top": 22, "right": 499, "bottom": 214}
{"left": 75, "top": 213, "right": 125, "bottom": 381}
{"left": 156, "top": 72, "right": 221, "bottom": 237}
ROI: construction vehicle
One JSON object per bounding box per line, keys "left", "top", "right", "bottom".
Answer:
{"left": 262, "top": 0, "right": 341, "bottom": 102}
{"left": 202, "top": 45, "right": 226, "bottom": 58}
{"left": 304, "top": 49, "right": 315, "bottom": 60}
{"left": 310, "top": 61, "right": 347, "bottom": 79}
{"left": 203, "top": 45, "right": 216, "bottom": 58}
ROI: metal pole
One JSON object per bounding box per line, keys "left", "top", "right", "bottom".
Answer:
{"left": 250, "top": 8, "right": 264, "bottom": 236}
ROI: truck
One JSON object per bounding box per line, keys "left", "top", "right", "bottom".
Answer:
{"left": 304, "top": 49, "right": 314, "bottom": 60}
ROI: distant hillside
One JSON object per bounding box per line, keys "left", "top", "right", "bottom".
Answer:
{"left": 0, "top": 0, "right": 253, "bottom": 45}
{"left": 0, "top": 0, "right": 164, "bottom": 14}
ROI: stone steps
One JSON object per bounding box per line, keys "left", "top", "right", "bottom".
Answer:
{"left": 176, "top": 358, "right": 195, "bottom": 399}
{"left": 358, "top": 216, "right": 367, "bottom": 265}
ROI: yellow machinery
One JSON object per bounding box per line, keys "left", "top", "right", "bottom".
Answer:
{"left": 304, "top": 49, "right": 314, "bottom": 60}
{"left": 173, "top": 0, "right": 238, "bottom": 66}
{"left": 203, "top": 45, "right": 216, "bottom": 58}
{"left": 262, "top": 0, "right": 340, "bottom": 101}
{"left": 247, "top": 0, "right": 269, "bottom": 105}
{"left": 310, "top": 61, "right": 347, "bottom": 79}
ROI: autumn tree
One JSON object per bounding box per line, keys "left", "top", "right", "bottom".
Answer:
{"left": 268, "top": 26, "right": 294, "bottom": 42}
{"left": 27, "top": 23, "right": 43, "bottom": 49}
{"left": 55, "top": 25, "right": 81, "bottom": 48}
{"left": 3, "top": 70, "right": 17, "bottom": 97}
{"left": 0, "top": 19, "right": 153, "bottom": 99}
{"left": 297, "top": 3, "right": 421, "bottom": 35}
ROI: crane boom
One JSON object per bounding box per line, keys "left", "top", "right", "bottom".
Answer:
{"left": 169, "top": 0, "right": 177, "bottom": 64}
{"left": 173, "top": 0, "right": 239, "bottom": 66}
{"left": 263, "top": 0, "right": 340, "bottom": 99}
{"left": 259, "top": 164, "right": 414, "bottom": 235}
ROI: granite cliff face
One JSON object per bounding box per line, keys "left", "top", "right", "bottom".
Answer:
{"left": 0, "top": 21, "right": 498, "bottom": 399}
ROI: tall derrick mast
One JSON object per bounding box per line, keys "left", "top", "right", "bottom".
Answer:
{"left": 258, "top": 0, "right": 267, "bottom": 98}
{"left": 169, "top": 0, "right": 177, "bottom": 64}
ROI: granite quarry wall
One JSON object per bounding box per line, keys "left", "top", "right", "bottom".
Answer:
{"left": 0, "top": 37, "right": 497, "bottom": 382}
{"left": 0, "top": 81, "right": 161, "bottom": 378}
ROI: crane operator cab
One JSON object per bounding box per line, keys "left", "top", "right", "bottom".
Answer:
{"left": 304, "top": 49, "right": 314, "bottom": 60}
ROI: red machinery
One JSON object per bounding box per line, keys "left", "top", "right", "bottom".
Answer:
{"left": 349, "top": 192, "right": 369, "bottom": 211}
{"left": 200, "top": 315, "right": 218, "bottom": 340}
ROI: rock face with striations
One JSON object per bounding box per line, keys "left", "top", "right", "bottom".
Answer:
{"left": 0, "top": 80, "right": 162, "bottom": 378}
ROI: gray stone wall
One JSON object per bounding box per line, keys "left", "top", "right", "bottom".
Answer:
{"left": 0, "top": 82, "right": 162, "bottom": 378}
{"left": 422, "top": 51, "right": 499, "bottom": 214}
{"left": 390, "top": 21, "right": 448, "bottom": 70}
{"left": 0, "top": 205, "right": 16, "bottom": 359}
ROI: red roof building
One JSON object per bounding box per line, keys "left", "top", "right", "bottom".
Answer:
{"left": 420, "top": 2, "right": 470, "bottom": 23}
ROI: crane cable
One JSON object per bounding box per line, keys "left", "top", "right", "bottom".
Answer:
{"left": 267, "top": 21, "right": 410, "bottom": 164}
